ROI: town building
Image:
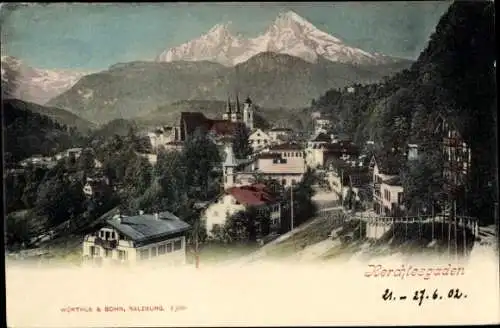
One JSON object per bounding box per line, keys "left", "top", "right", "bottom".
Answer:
{"left": 19, "top": 155, "right": 56, "bottom": 169}
{"left": 222, "top": 143, "right": 307, "bottom": 189}
{"left": 202, "top": 184, "right": 281, "bottom": 236}
{"left": 82, "top": 176, "right": 111, "bottom": 199}
{"left": 248, "top": 128, "right": 273, "bottom": 152}
{"left": 313, "top": 114, "right": 332, "bottom": 135}
{"left": 434, "top": 114, "right": 471, "bottom": 194}
{"left": 153, "top": 96, "right": 256, "bottom": 149}
{"left": 268, "top": 127, "right": 293, "bottom": 143}
{"left": 306, "top": 138, "right": 360, "bottom": 169}
{"left": 146, "top": 126, "right": 180, "bottom": 151}
{"left": 82, "top": 211, "right": 190, "bottom": 267}
{"left": 325, "top": 157, "right": 370, "bottom": 207}
{"left": 369, "top": 154, "right": 405, "bottom": 216}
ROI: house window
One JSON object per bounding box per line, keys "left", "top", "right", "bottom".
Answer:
{"left": 173, "top": 239, "right": 182, "bottom": 251}
{"left": 166, "top": 242, "right": 173, "bottom": 253}
{"left": 105, "top": 231, "right": 110, "bottom": 240}
{"left": 158, "top": 245, "right": 166, "bottom": 255}
{"left": 151, "top": 247, "right": 157, "bottom": 257}
{"left": 90, "top": 246, "right": 99, "bottom": 257}
{"left": 118, "top": 250, "right": 127, "bottom": 261}
{"left": 139, "top": 249, "right": 149, "bottom": 260}
{"left": 292, "top": 179, "right": 297, "bottom": 185}
{"left": 111, "top": 232, "right": 115, "bottom": 239}
{"left": 397, "top": 192, "right": 403, "bottom": 204}
{"left": 282, "top": 179, "right": 287, "bottom": 186}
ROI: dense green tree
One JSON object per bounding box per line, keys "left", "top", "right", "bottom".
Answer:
{"left": 77, "top": 148, "right": 96, "bottom": 174}
{"left": 35, "top": 172, "right": 86, "bottom": 226}
{"left": 222, "top": 206, "right": 265, "bottom": 243}
{"left": 181, "top": 128, "right": 222, "bottom": 200}
{"left": 232, "top": 124, "right": 253, "bottom": 159}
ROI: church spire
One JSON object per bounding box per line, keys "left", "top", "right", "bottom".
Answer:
{"left": 236, "top": 93, "right": 241, "bottom": 113}
{"left": 226, "top": 96, "right": 232, "bottom": 114}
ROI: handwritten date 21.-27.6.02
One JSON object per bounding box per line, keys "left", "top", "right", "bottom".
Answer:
{"left": 382, "top": 288, "right": 467, "bottom": 306}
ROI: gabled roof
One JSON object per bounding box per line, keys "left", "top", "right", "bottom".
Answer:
{"left": 383, "top": 175, "right": 403, "bottom": 186}
{"left": 180, "top": 112, "right": 212, "bottom": 136}
{"left": 106, "top": 211, "right": 190, "bottom": 242}
{"left": 226, "top": 184, "right": 276, "bottom": 206}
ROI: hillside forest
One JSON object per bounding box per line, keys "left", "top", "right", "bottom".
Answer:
{"left": 311, "top": 1, "right": 496, "bottom": 223}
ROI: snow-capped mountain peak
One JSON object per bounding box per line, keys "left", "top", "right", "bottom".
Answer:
{"left": 273, "top": 10, "right": 318, "bottom": 30}
{"left": 1, "top": 55, "right": 91, "bottom": 104}
{"left": 156, "top": 11, "right": 390, "bottom": 66}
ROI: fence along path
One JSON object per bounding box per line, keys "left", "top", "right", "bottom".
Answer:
{"left": 316, "top": 207, "right": 479, "bottom": 258}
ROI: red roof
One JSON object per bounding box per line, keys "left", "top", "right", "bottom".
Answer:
{"left": 210, "top": 120, "right": 242, "bottom": 136}
{"left": 226, "top": 184, "right": 276, "bottom": 206}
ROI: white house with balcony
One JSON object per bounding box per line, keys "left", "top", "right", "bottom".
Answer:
{"left": 82, "top": 211, "right": 190, "bottom": 267}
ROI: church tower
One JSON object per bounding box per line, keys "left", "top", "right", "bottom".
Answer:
{"left": 223, "top": 145, "right": 238, "bottom": 189}
{"left": 243, "top": 96, "right": 254, "bottom": 131}
{"left": 230, "top": 95, "right": 240, "bottom": 123}
{"left": 222, "top": 96, "right": 232, "bottom": 121}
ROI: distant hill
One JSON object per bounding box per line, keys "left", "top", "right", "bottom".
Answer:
{"left": 90, "top": 118, "right": 139, "bottom": 139}
{"left": 3, "top": 99, "right": 87, "bottom": 164}
{"left": 47, "top": 52, "right": 412, "bottom": 124}
{"left": 3, "top": 99, "right": 95, "bottom": 133}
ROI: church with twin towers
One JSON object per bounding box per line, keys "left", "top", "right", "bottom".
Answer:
{"left": 222, "top": 94, "right": 255, "bottom": 132}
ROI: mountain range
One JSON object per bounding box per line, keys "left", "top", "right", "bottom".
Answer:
{"left": 5, "top": 11, "right": 413, "bottom": 124}
{"left": 1, "top": 56, "right": 90, "bottom": 105}
{"left": 47, "top": 53, "right": 411, "bottom": 124}
{"left": 157, "top": 11, "right": 399, "bottom": 67}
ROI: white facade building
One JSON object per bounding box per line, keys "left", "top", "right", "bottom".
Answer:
{"left": 248, "top": 128, "right": 273, "bottom": 152}
{"left": 82, "top": 211, "right": 190, "bottom": 267}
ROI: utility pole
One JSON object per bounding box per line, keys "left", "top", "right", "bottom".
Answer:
{"left": 194, "top": 214, "right": 200, "bottom": 269}
{"left": 340, "top": 169, "right": 344, "bottom": 208}
{"left": 290, "top": 183, "right": 294, "bottom": 231}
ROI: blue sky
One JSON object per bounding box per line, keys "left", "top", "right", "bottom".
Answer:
{"left": 0, "top": 2, "right": 452, "bottom": 71}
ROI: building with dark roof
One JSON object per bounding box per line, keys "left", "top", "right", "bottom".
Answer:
{"left": 82, "top": 211, "right": 191, "bottom": 266}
